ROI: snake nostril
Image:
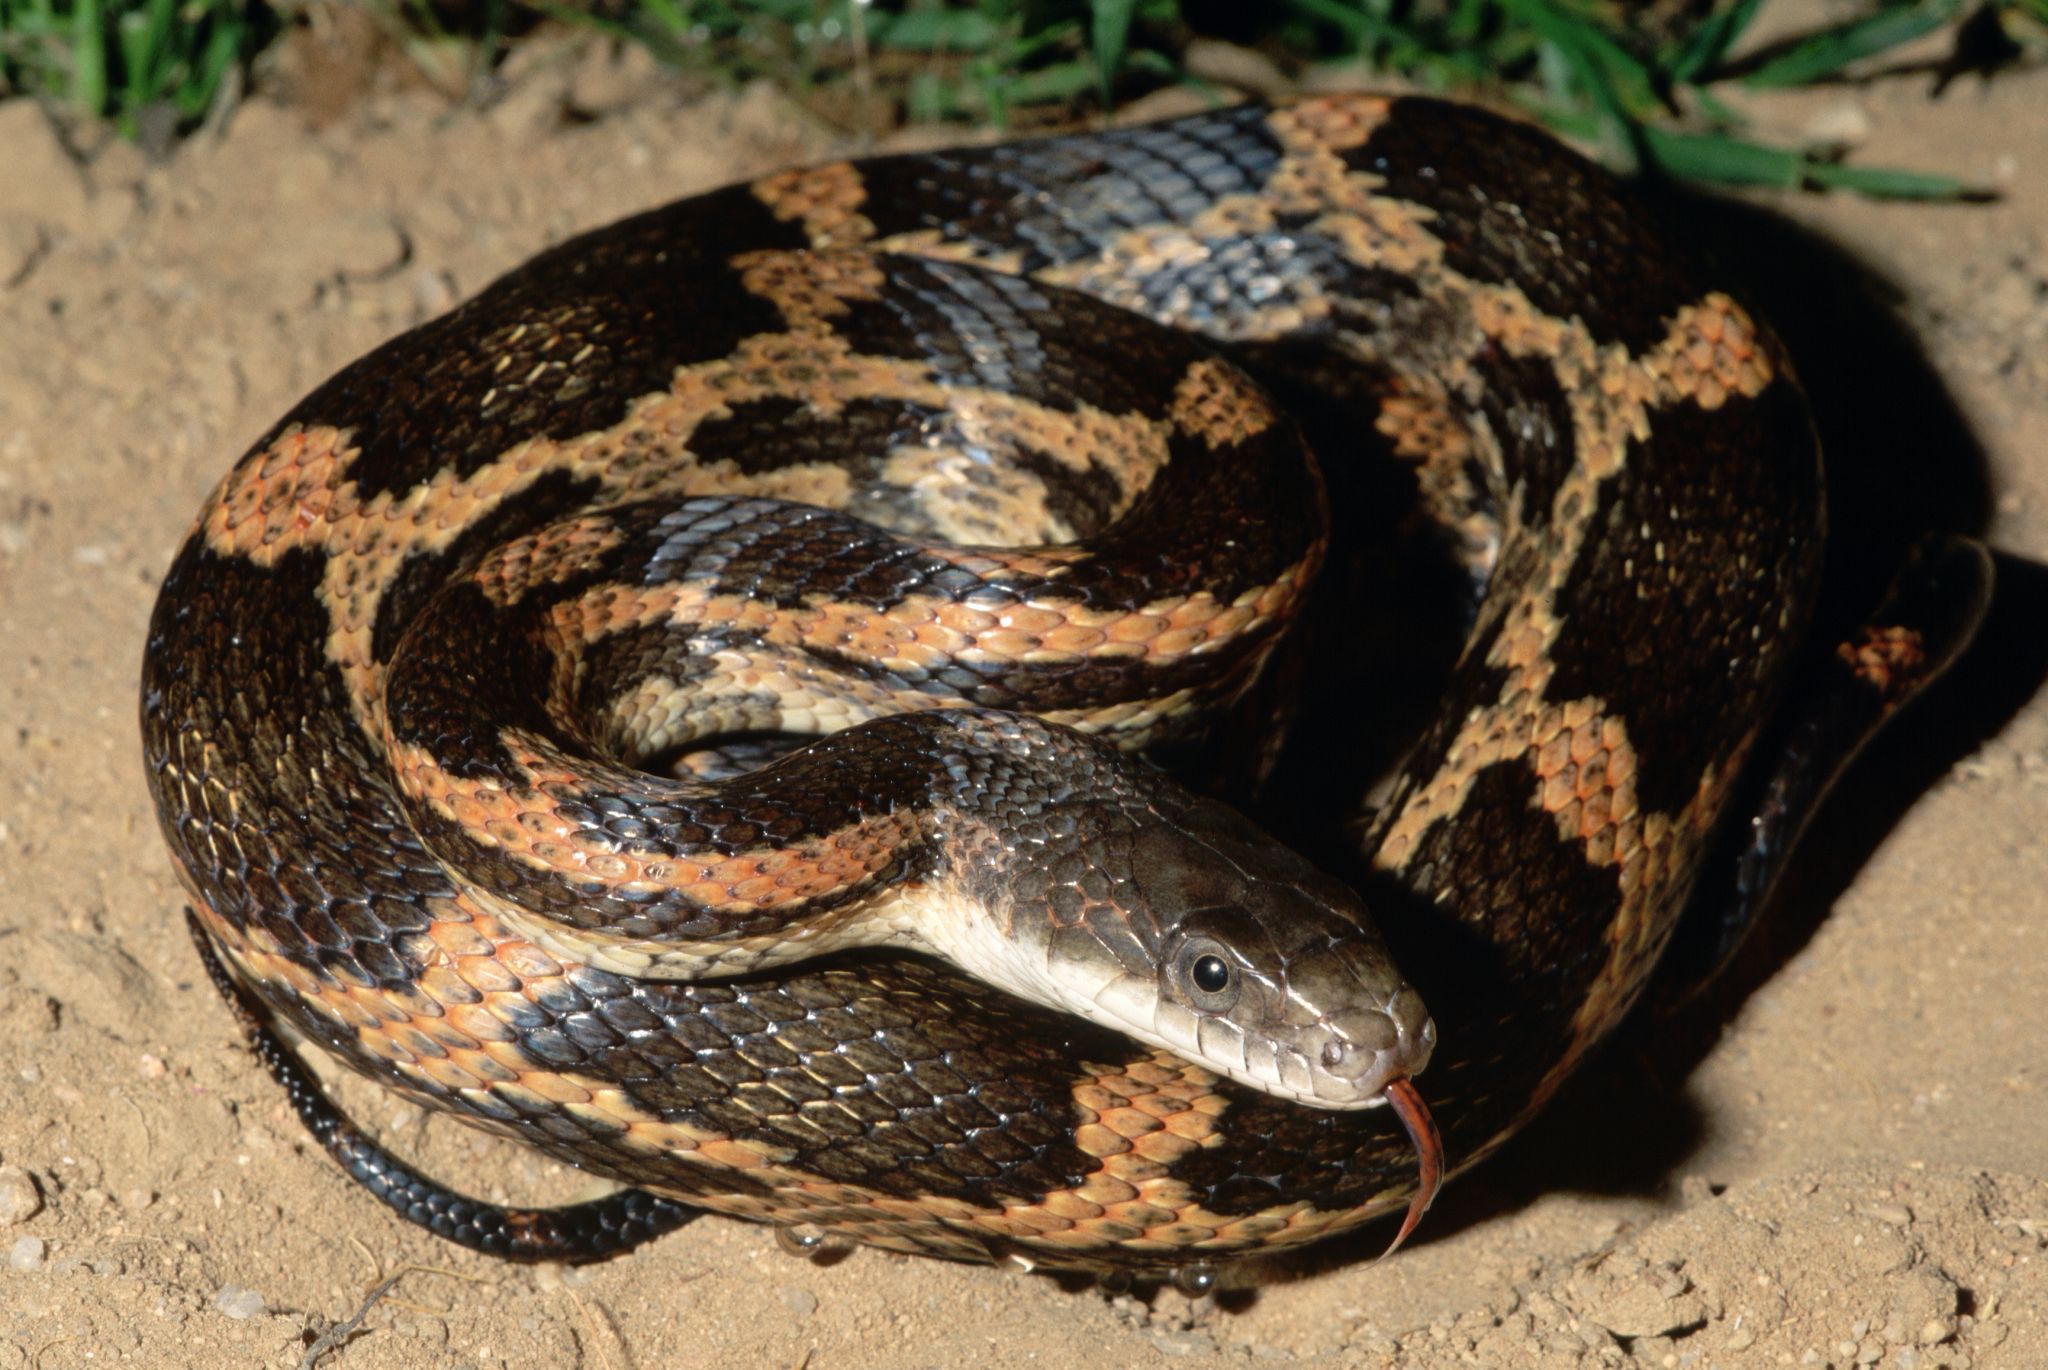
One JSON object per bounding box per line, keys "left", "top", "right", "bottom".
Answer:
{"left": 1319, "top": 1010, "right": 1398, "bottom": 1079}
{"left": 1321, "top": 1039, "right": 1374, "bottom": 1079}
{"left": 1320, "top": 1037, "right": 1383, "bottom": 1080}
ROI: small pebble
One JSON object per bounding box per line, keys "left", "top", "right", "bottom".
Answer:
{"left": 0, "top": 1167, "right": 41, "bottom": 1226}
{"left": 8, "top": 1236, "right": 45, "bottom": 1271}
{"left": 1148, "top": 1329, "right": 1214, "bottom": 1357}
{"left": 779, "top": 1286, "right": 818, "bottom": 1317}
{"left": 1801, "top": 100, "right": 1871, "bottom": 149}
{"left": 214, "top": 1284, "right": 267, "bottom": 1319}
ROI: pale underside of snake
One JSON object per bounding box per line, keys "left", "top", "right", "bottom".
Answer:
{"left": 140, "top": 92, "right": 1882, "bottom": 1275}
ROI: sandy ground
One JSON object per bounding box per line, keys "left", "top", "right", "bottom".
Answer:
{"left": 1, "top": 25, "right": 2045, "bottom": 1370}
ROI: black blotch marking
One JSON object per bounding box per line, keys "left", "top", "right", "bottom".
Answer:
{"left": 288, "top": 186, "right": 801, "bottom": 505}
{"left": 1546, "top": 382, "right": 1822, "bottom": 818}
{"left": 143, "top": 544, "right": 374, "bottom": 934}
{"left": 1002, "top": 441, "right": 1126, "bottom": 540}
{"left": 838, "top": 254, "right": 1219, "bottom": 423}
{"left": 571, "top": 623, "right": 767, "bottom": 730}
{"left": 605, "top": 957, "right": 1125, "bottom": 1210}
{"left": 142, "top": 540, "right": 460, "bottom": 988}
{"left": 1375, "top": 761, "right": 1628, "bottom": 1170}
{"left": 370, "top": 469, "right": 603, "bottom": 666}
{"left": 1395, "top": 760, "right": 1625, "bottom": 988}
{"left": 1474, "top": 348, "right": 1576, "bottom": 525}
{"left": 683, "top": 394, "right": 933, "bottom": 480}
{"left": 677, "top": 393, "right": 1135, "bottom": 542}
{"left": 381, "top": 581, "right": 557, "bottom": 780}
{"left": 1359, "top": 98, "right": 1698, "bottom": 353}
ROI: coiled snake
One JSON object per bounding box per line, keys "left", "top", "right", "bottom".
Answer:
{"left": 142, "top": 94, "right": 1978, "bottom": 1277}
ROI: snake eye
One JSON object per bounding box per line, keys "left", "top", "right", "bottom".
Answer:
{"left": 1177, "top": 939, "right": 1241, "bottom": 1012}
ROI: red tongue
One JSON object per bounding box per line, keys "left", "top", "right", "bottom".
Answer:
{"left": 1376, "top": 1076, "right": 1443, "bottom": 1261}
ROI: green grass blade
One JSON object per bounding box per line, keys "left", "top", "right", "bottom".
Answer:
{"left": 1802, "top": 159, "right": 1978, "bottom": 198}
{"left": 70, "top": 0, "right": 107, "bottom": 111}
{"left": 187, "top": 19, "right": 243, "bottom": 117}
{"left": 1641, "top": 124, "right": 1978, "bottom": 198}
{"left": 1670, "top": 0, "right": 1765, "bottom": 82}
{"left": 1498, "top": 0, "right": 1659, "bottom": 124}
{"left": 119, "top": 0, "right": 174, "bottom": 109}
{"left": 1003, "top": 56, "right": 1099, "bottom": 106}
{"left": 870, "top": 10, "right": 1002, "bottom": 52}
{"left": 1741, "top": 0, "right": 1960, "bottom": 87}
{"left": 1641, "top": 124, "right": 1803, "bottom": 186}
{"left": 638, "top": 0, "right": 688, "bottom": 34}
{"left": 1091, "top": 0, "right": 1138, "bottom": 108}
{"left": 1279, "top": 0, "right": 1431, "bottom": 56}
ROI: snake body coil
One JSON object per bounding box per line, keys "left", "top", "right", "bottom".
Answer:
{"left": 143, "top": 95, "right": 1824, "bottom": 1272}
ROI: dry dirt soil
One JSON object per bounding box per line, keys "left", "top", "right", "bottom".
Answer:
{"left": 1, "top": 26, "right": 2045, "bottom": 1370}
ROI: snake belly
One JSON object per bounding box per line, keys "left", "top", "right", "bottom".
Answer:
{"left": 140, "top": 94, "right": 1824, "bottom": 1272}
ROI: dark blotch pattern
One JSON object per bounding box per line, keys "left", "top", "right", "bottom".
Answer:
{"left": 144, "top": 543, "right": 454, "bottom": 984}
{"left": 1472, "top": 349, "right": 1577, "bottom": 528}
{"left": 307, "top": 186, "right": 802, "bottom": 505}
{"left": 1359, "top": 760, "right": 1628, "bottom": 1175}
{"left": 1547, "top": 382, "right": 1822, "bottom": 817}
{"left": 1360, "top": 97, "right": 1701, "bottom": 353}
{"left": 371, "top": 469, "right": 603, "bottom": 666}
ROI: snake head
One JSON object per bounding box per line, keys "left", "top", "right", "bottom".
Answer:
{"left": 915, "top": 712, "right": 1431, "bottom": 1111}
{"left": 1042, "top": 795, "right": 1436, "bottom": 1111}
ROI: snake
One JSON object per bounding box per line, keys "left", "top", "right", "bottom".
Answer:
{"left": 144, "top": 91, "right": 1956, "bottom": 1278}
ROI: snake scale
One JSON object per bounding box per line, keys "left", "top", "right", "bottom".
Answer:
{"left": 142, "top": 93, "right": 1842, "bottom": 1276}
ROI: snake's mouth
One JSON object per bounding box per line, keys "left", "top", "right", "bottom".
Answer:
{"left": 1377, "top": 1076, "right": 1443, "bottom": 1260}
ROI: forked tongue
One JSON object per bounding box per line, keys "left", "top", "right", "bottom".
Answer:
{"left": 1376, "top": 1076, "right": 1443, "bottom": 1261}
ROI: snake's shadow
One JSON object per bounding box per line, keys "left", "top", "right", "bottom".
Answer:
{"left": 1246, "top": 184, "right": 2048, "bottom": 1284}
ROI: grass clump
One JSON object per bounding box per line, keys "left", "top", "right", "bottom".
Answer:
{"left": 0, "top": 0, "right": 276, "bottom": 139}
{"left": 538, "top": 0, "right": 2029, "bottom": 196}
{"left": 2, "top": 0, "right": 2035, "bottom": 194}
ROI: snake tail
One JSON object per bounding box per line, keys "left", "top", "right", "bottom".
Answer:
{"left": 187, "top": 909, "right": 697, "bottom": 1263}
